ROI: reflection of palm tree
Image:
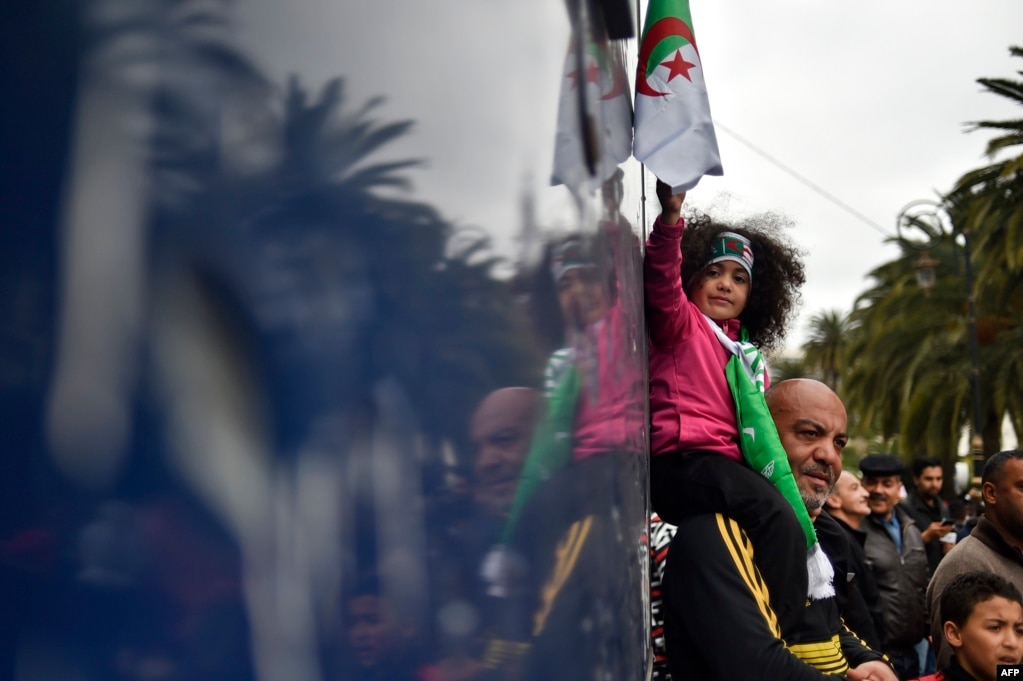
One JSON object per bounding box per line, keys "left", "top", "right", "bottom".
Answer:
{"left": 249, "top": 76, "right": 541, "bottom": 454}
{"left": 51, "top": 7, "right": 542, "bottom": 674}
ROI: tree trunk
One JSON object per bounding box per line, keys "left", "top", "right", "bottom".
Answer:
{"left": 981, "top": 405, "right": 1003, "bottom": 462}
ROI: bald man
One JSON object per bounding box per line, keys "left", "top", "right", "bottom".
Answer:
{"left": 469, "top": 387, "right": 539, "bottom": 518}
{"left": 658, "top": 379, "right": 894, "bottom": 681}
{"left": 431, "top": 388, "right": 538, "bottom": 677}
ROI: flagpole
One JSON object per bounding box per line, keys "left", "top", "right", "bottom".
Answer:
{"left": 636, "top": 0, "right": 648, "bottom": 240}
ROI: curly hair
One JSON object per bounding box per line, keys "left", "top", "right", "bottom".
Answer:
{"left": 680, "top": 210, "right": 805, "bottom": 351}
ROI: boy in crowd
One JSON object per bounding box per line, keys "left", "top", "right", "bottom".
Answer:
{"left": 915, "top": 571, "right": 1023, "bottom": 681}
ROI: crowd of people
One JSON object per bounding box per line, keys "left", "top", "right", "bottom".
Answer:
{"left": 641, "top": 179, "right": 1023, "bottom": 681}
{"left": 370, "top": 174, "right": 1023, "bottom": 681}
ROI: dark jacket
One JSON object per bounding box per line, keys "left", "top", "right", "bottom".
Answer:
{"left": 822, "top": 513, "right": 886, "bottom": 651}
{"left": 661, "top": 512, "right": 886, "bottom": 681}
{"left": 899, "top": 488, "right": 949, "bottom": 573}
{"left": 913, "top": 656, "right": 980, "bottom": 681}
{"left": 862, "top": 506, "right": 929, "bottom": 651}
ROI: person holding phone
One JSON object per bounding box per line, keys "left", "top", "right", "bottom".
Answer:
{"left": 900, "top": 456, "right": 954, "bottom": 573}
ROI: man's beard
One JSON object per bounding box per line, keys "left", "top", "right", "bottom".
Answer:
{"left": 801, "top": 489, "right": 827, "bottom": 512}
{"left": 799, "top": 463, "right": 835, "bottom": 511}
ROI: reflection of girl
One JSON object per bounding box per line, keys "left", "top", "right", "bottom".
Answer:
{"left": 545, "top": 227, "right": 644, "bottom": 461}
{"left": 502, "top": 214, "right": 644, "bottom": 541}
{"left": 482, "top": 193, "right": 647, "bottom": 681}
{"left": 645, "top": 181, "right": 833, "bottom": 613}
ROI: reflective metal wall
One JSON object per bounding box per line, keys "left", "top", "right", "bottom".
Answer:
{"left": 0, "top": 1, "right": 649, "bottom": 679}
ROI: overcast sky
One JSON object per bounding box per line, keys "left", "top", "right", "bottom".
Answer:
{"left": 677, "top": 0, "right": 1023, "bottom": 348}
{"left": 236, "top": 1, "right": 1022, "bottom": 352}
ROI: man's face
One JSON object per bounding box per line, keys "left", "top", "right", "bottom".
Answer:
{"left": 769, "top": 380, "right": 848, "bottom": 512}
{"left": 915, "top": 465, "right": 943, "bottom": 501}
{"left": 863, "top": 475, "right": 902, "bottom": 519}
{"left": 470, "top": 389, "right": 536, "bottom": 516}
{"left": 948, "top": 596, "right": 1023, "bottom": 681}
{"left": 986, "top": 459, "right": 1023, "bottom": 544}
{"left": 829, "top": 471, "right": 870, "bottom": 520}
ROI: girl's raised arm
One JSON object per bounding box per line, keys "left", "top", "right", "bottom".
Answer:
{"left": 644, "top": 181, "right": 688, "bottom": 347}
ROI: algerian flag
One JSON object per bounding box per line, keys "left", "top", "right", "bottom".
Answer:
{"left": 551, "top": 35, "right": 633, "bottom": 191}
{"left": 633, "top": 0, "right": 723, "bottom": 193}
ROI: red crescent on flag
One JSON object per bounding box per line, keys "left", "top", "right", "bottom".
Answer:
{"left": 601, "top": 60, "right": 629, "bottom": 100}
{"left": 636, "top": 18, "right": 699, "bottom": 98}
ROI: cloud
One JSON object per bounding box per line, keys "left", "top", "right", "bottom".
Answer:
{"left": 237, "top": 0, "right": 1022, "bottom": 351}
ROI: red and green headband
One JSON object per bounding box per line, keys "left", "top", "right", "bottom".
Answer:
{"left": 706, "top": 231, "right": 754, "bottom": 278}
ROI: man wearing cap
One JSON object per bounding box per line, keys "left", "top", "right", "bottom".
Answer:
{"left": 927, "top": 449, "right": 1023, "bottom": 670}
{"left": 859, "top": 453, "right": 930, "bottom": 680}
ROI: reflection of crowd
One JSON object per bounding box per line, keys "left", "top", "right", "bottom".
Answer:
{"left": 415, "top": 171, "right": 649, "bottom": 681}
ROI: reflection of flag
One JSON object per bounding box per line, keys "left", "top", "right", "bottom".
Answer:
{"left": 633, "top": 0, "right": 722, "bottom": 193}
{"left": 551, "top": 37, "right": 633, "bottom": 191}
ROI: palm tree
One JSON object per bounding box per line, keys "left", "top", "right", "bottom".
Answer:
{"left": 948, "top": 46, "right": 1023, "bottom": 298}
{"left": 844, "top": 47, "right": 1023, "bottom": 463}
{"left": 843, "top": 239, "right": 980, "bottom": 463}
{"left": 767, "top": 353, "right": 808, "bottom": 383}
{"left": 944, "top": 44, "right": 1023, "bottom": 452}
{"left": 801, "top": 309, "right": 852, "bottom": 391}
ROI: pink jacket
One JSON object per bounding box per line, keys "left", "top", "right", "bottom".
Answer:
{"left": 550, "top": 219, "right": 645, "bottom": 462}
{"left": 569, "top": 300, "right": 645, "bottom": 461}
{"left": 644, "top": 215, "right": 746, "bottom": 460}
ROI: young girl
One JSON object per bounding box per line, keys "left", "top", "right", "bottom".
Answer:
{"left": 645, "top": 180, "right": 830, "bottom": 631}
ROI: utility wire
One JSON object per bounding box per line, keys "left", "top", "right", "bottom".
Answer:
{"left": 715, "top": 121, "right": 896, "bottom": 239}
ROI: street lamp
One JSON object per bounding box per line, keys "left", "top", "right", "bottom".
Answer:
{"left": 912, "top": 251, "right": 940, "bottom": 296}
{"left": 896, "top": 199, "right": 985, "bottom": 472}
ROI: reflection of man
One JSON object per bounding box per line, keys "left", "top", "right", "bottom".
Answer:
{"left": 859, "top": 454, "right": 930, "bottom": 680}
{"left": 469, "top": 388, "right": 539, "bottom": 519}
{"left": 928, "top": 450, "right": 1023, "bottom": 670}
{"left": 824, "top": 471, "right": 886, "bottom": 651}
{"left": 659, "top": 379, "right": 894, "bottom": 681}
{"left": 900, "top": 456, "right": 952, "bottom": 573}
{"left": 428, "top": 388, "right": 539, "bottom": 681}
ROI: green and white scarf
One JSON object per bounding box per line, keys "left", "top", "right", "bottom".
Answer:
{"left": 501, "top": 352, "right": 580, "bottom": 544}
{"left": 706, "top": 316, "right": 835, "bottom": 600}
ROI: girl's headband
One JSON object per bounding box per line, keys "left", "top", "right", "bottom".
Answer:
{"left": 550, "top": 238, "right": 595, "bottom": 282}
{"left": 706, "top": 231, "right": 754, "bottom": 278}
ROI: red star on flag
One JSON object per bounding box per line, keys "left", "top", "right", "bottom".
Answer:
{"left": 660, "top": 49, "right": 695, "bottom": 83}
{"left": 568, "top": 60, "right": 600, "bottom": 89}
